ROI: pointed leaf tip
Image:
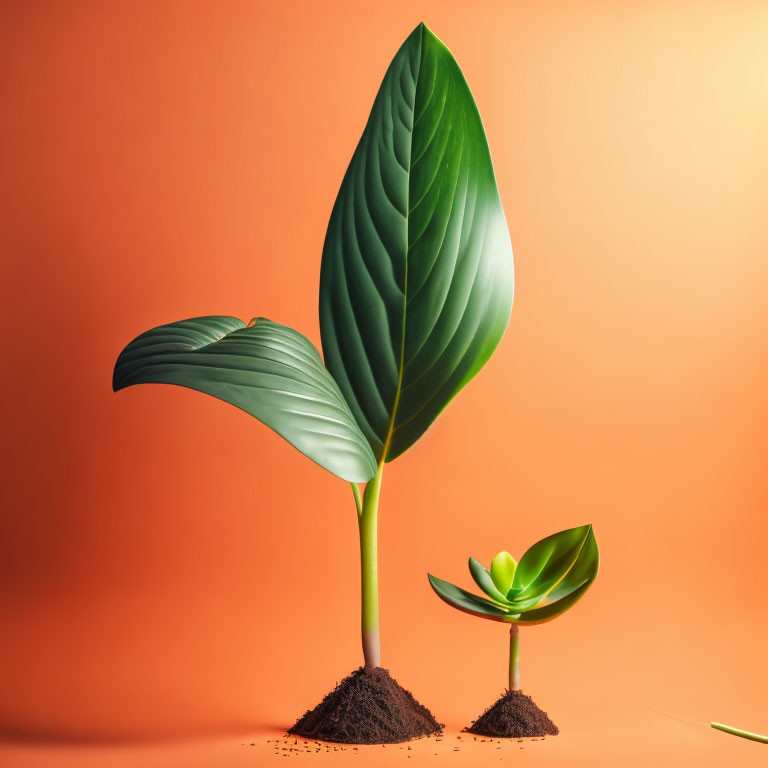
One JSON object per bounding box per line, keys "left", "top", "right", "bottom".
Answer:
{"left": 511, "top": 524, "right": 600, "bottom": 624}
{"left": 428, "top": 573, "right": 512, "bottom": 622}
{"left": 319, "top": 20, "right": 514, "bottom": 463}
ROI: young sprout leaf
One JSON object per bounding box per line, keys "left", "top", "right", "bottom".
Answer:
{"left": 511, "top": 524, "right": 594, "bottom": 601}
{"left": 428, "top": 574, "right": 515, "bottom": 621}
{"left": 319, "top": 23, "right": 515, "bottom": 464}
{"left": 428, "top": 526, "right": 599, "bottom": 625}
{"left": 512, "top": 528, "right": 599, "bottom": 625}
{"left": 542, "top": 526, "right": 599, "bottom": 605}
{"left": 468, "top": 557, "right": 513, "bottom": 605}
{"left": 490, "top": 551, "right": 518, "bottom": 595}
{"left": 510, "top": 526, "right": 598, "bottom": 623}
{"left": 113, "top": 316, "right": 378, "bottom": 482}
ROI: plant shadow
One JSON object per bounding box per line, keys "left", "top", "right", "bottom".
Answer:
{"left": 0, "top": 720, "right": 287, "bottom": 747}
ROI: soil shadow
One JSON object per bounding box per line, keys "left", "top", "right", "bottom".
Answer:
{"left": 0, "top": 720, "right": 266, "bottom": 747}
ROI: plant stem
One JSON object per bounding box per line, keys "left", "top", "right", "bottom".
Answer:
{"left": 711, "top": 722, "right": 768, "bottom": 744}
{"left": 508, "top": 624, "right": 520, "bottom": 691}
{"left": 351, "top": 482, "right": 363, "bottom": 517}
{"left": 358, "top": 463, "right": 383, "bottom": 667}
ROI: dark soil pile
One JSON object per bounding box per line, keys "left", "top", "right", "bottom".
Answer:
{"left": 288, "top": 666, "right": 443, "bottom": 744}
{"left": 466, "top": 690, "right": 559, "bottom": 738}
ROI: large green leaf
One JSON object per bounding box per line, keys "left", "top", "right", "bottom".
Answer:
{"left": 113, "top": 316, "right": 377, "bottom": 483}
{"left": 319, "top": 22, "right": 514, "bottom": 463}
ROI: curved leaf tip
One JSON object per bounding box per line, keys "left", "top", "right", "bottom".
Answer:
{"left": 428, "top": 573, "right": 512, "bottom": 622}
{"left": 113, "top": 316, "right": 377, "bottom": 482}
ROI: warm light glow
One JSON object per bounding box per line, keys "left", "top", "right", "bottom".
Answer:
{"left": 1, "top": 2, "right": 766, "bottom": 765}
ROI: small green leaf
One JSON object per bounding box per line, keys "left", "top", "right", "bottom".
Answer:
{"left": 428, "top": 574, "right": 514, "bottom": 622}
{"left": 113, "top": 316, "right": 378, "bottom": 482}
{"left": 468, "top": 557, "right": 512, "bottom": 605}
{"left": 544, "top": 526, "right": 599, "bottom": 604}
{"left": 512, "top": 524, "right": 592, "bottom": 601}
{"left": 490, "top": 551, "right": 518, "bottom": 594}
{"left": 513, "top": 526, "right": 599, "bottom": 623}
{"left": 429, "top": 526, "right": 599, "bottom": 627}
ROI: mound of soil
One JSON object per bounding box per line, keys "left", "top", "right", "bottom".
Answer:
{"left": 288, "top": 666, "right": 443, "bottom": 744}
{"left": 466, "top": 690, "right": 559, "bottom": 738}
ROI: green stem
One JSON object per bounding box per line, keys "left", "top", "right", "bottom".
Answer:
{"left": 351, "top": 482, "right": 363, "bottom": 517}
{"left": 358, "top": 464, "right": 383, "bottom": 667}
{"left": 509, "top": 624, "right": 520, "bottom": 691}
{"left": 711, "top": 722, "right": 768, "bottom": 744}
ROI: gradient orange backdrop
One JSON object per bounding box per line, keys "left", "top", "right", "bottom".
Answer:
{"left": 2, "top": 1, "right": 768, "bottom": 766}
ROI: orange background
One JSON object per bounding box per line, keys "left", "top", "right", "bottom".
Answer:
{"left": 2, "top": 1, "right": 768, "bottom": 766}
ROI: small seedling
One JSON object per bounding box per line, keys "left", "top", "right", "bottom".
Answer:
{"left": 428, "top": 524, "right": 599, "bottom": 736}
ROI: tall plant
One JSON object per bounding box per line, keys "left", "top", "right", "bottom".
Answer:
{"left": 113, "top": 22, "right": 514, "bottom": 670}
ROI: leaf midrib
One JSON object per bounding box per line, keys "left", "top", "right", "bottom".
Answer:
{"left": 378, "top": 23, "right": 425, "bottom": 465}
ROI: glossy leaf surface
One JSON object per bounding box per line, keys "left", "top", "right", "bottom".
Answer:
{"left": 113, "top": 316, "right": 377, "bottom": 482}
{"left": 512, "top": 580, "right": 594, "bottom": 625}
{"left": 512, "top": 525, "right": 594, "bottom": 599}
{"left": 468, "top": 557, "right": 511, "bottom": 605}
{"left": 511, "top": 527, "right": 599, "bottom": 624}
{"left": 319, "top": 22, "right": 514, "bottom": 463}
{"left": 428, "top": 525, "right": 599, "bottom": 625}
{"left": 428, "top": 574, "right": 515, "bottom": 621}
{"left": 490, "top": 551, "right": 518, "bottom": 595}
